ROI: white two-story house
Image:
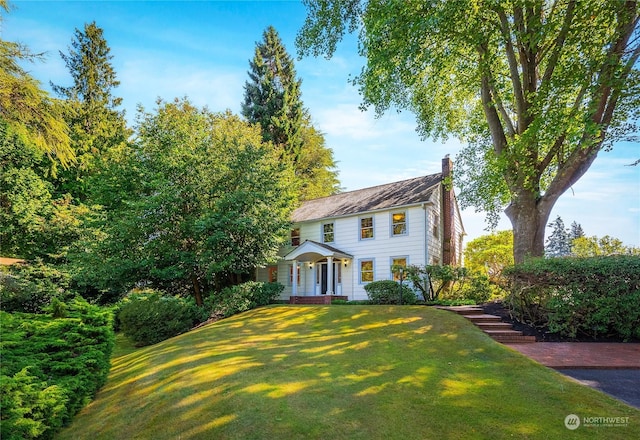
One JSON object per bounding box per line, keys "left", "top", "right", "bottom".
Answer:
{"left": 256, "top": 157, "right": 465, "bottom": 302}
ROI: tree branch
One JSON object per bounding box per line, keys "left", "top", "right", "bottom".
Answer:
{"left": 540, "top": 0, "right": 576, "bottom": 85}
{"left": 495, "top": 6, "right": 525, "bottom": 130}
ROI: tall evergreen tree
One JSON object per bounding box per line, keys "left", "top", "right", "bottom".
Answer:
{"left": 51, "top": 21, "right": 130, "bottom": 204}
{"left": 242, "top": 26, "right": 304, "bottom": 163}
{"left": 545, "top": 216, "right": 571, "bottom": 258}
{"left": 569, "top": 221, "right": 585, "bottom": 242}
{"left": 242, "top": 26, "right": 339, "bottom": 199}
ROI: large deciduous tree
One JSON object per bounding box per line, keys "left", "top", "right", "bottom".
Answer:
{"left": 296, "top": 0, "right": 640, "bottom": 262}
{"left": 74, "top": 99, "right": 296, "bottom": 304}
{"left": 464, "top": 230, "right": 514, "bottom": 283}
{"left": 243, "top": 26, "right": 340, "bottom": 199}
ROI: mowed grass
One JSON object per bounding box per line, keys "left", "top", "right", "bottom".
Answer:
{"left": 57, "top": 306, "right": 639, "bottom": 439}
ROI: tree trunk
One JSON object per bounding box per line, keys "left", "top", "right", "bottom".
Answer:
{"left": 191, "top": 273, "right": 203, "bottom": 307}
{"left": 505, "top": 191, "right": 553, "bottom": 264}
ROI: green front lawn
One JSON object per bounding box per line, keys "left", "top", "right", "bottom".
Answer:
{"left": 57, "top": 306, "right": 639, "bottom": 439}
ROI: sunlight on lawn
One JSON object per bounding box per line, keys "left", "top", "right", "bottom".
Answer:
{"left": 57, "top": 306, "right": 639, "bottom": 440}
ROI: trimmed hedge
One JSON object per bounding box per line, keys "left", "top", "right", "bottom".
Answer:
{"left": 504, "top": 256, "right": 640, "bottom": 340}
{"left": 116, "top": 291, "right": 208, "bottom": 347}
{"left": 364, "top": 280, "right": 417, "bottom": 305}
{"left": 1, "top": 298, "right": 114, "bottom": 439}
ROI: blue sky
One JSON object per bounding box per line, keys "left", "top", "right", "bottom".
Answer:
{"left": 3, "top": 0, "right": 639, "bottom": 247}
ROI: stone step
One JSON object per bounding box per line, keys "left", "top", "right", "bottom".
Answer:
{"left": 474, "top": 322, "right": 514, "bottom": 330}
{"left": 491, "top": 334, "right": 537, "bottom": 343}
{"left": 484, "top": 329, "right": 527, "bottom": 337}
{"left": 464, "top": 314, "right": 503, "bottom": 323}
{"left": 450, "top": 307, "right": 484, "bottom": 316}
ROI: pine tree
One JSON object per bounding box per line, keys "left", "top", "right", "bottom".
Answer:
{"left": 242, "top": 26, "right": 339, "bottom": 199}
{"left": 568, "top": 221, "right": 585, "bottom": 255}
{"left": 242, "top": 26, "right": 304, "bottom": 163}
{"left": 51, "top": 21, "right": 130, "bottom": 203}
{"left": 545, "top": 216, "right": 571, "bottom": 258}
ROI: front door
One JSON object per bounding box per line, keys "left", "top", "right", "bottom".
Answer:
{"left": 319, "top": 262, "right": 339, "bottom": 294}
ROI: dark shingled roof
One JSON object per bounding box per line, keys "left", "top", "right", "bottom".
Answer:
{"left": 293, "top": 173, "right": 442, "bottom": 222}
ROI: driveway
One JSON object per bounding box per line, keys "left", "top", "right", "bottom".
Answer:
{"left": 506, "top": 342, "right": 640, "bottom": 409}
{"left": 557, "top": 369, "right": 640, "bottom": 409}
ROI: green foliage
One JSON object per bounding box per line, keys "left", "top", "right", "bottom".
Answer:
{"left": 51, "top": 21, "right": 130, "bottom": 202}
{"left": 0, "top": 298, "right": 114, "bottom": 439}
{"left": 571, "top": 235, "right": 640, "bottom": 257}
{"left": 464, "top": 230, "right": 513, "bottom": 285}
{"left": 364, "top": 280, "right": 416, "bottom": 305}
{"left": 209, "top": 281, "right": 284, "bottom": 318}
{"left": 0, "top": 12, "right": 73, "bottom": 168}
{"left": 242, "top": 26, "right": 339, "bottom": 199}
{"left": 242, "top": 26, "right": 304, "bottom": 162}
{"left": 116, "top": 291, "right": 208, "bottom": 347}
{"left": 73, "top": 100, "right": 297, "bottom": 303}
{"left": 404, "top": 264, "right": 494, "bottom": 304}
{"left": 0, "top": 121, "right": 93, "bottom": 262}
{"left": 505, "top": 256, "right": 640, "bottom": 340}
{"left": 0, "top": 261, "right": 74, "bottom": 313}
{"left": 297, "top": 1, "right": 640, "bottom": 262}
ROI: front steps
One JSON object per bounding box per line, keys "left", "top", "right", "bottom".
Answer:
{"left": 439, "top": 305, "right": 536, "bottom": 344}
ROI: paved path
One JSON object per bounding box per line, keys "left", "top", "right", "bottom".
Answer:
{"left": 506, "top": 342, "right": 640, "bottom": 409}
{"left": 556, "top": 369, "right": 640, "bottom": 409}
{"left": 505, "top": 342, "right": 640, "bottom": 369}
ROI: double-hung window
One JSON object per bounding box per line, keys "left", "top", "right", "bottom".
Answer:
{"left": 322, "top": 222, "right": 334, "bottom": 243}
{"left": 360, "top": 259, "right": 374, "bottom": 283}
{"left": 360, "top": 216, "right": 374, "bottom": 240}
{"left": 391, "top": 211, "right": 407, "bottom": 236}
{"left": 291, "top": 228, "right": 300, "bottom": 246}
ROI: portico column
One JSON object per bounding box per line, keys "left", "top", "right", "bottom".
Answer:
{"left": 326, "top": 256, "right": 334, "bottom": 295}
{"left": 292, "top": 260, "right": 298, "bottom": 296}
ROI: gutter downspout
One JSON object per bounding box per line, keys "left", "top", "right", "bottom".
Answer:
{"left": 422, "top": 202, "right": 431, "bottom": 300}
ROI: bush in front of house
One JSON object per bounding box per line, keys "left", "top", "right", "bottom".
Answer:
{"left": 116, "top": 290, "right": 209, "bottom": 347}
{"left": 504, "top": 255, "right": 640, "bottom": 340}
{"left": 364, "top": 280, "right": 417, "bottom": 305}
{"left": 210, "top": 281, "right": 284, "bottom": 318}
{"left": 1, "top": 298, "right": 114, "bottom": 440}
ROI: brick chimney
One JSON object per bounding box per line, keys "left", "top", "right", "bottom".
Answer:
{"left": 441, "top": 156, "right": 456, "bottom": 265}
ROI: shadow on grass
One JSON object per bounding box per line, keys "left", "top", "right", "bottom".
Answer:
{"left": 58, "top": 306, "right": 639, "bottom": 440}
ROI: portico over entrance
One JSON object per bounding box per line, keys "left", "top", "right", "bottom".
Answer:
{"left": 283, "top": 240, "right": 353, "bottom": 296}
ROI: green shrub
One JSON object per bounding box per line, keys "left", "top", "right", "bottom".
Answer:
{"left": 117, "top": 290, "right": 208, "bottom": 347}
{"left": 0, "top": 298, "right": 114, "bottom": 439}
{"left": 504, "top": 256, "right": 640, "bottom": 340}
{"left": 364, "top": 280, "right": 417, "bottom": 305}
{"left": 0, "top": 261, "right": 74, "bottom": 313}
{"left": 210, "top": 281, "right": 284, "bottom": 318}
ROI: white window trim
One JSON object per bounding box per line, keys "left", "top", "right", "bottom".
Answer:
{"left": 359, "top": 258, "right": 375, "bottom": 284}
{"left": 391, "top": 210, "right": 408, "bottom": 237}
{"left": 322, "top": 222, "right": 335, "bottom": 243}
{"left": 390, "top": 256, "right": 409, "bottom": 281}
{"left": 359, "top": 215, "right": 375, "bottom": 241}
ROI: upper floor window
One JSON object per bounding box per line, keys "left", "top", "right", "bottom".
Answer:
{"left": 291, "top": 228, "right": 300, "bottom": 246}
{"left": 322, "top": 222, "right": 334, "bottom": 243}
{"left": 391, "top": 211, "right": 407, "bottom": 236}
{"left": 360, "top": 216, "right": 374, "bottom": 240}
